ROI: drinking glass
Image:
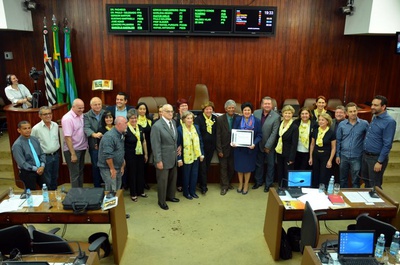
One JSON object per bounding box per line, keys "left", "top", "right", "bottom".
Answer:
{"left": 319, "top": 183, "right": 325, "bottom": 193}
{"left": 8, "top": 187, "right": 14, "bottom": 199}
{"left": 55, "top": 189, "right": 62, "bottom": 202}
{"left": 334, "top": 183, "right": 340, "bottom": 195}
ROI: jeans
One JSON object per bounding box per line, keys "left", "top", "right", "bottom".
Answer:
{"left": 43, "top": 153, "right": 60, "bottom": 190}
{"left": 89, "top": 148, "right": 102, "bottom": 188}
{"left": 99, "top": 167, "right": 123, "bottom": 192}
{"left": 339, "top": 155, "right": 361, "bottom": 188}
{"left": 254, "top": 147, "right": 275, "bottom": 188}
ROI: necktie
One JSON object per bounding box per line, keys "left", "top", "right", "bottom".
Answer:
{"left": 228, "top": 116, "right": 232, "bottom": 130}
{"left": 28, "top": 139, "right": 40, "bottom": 167}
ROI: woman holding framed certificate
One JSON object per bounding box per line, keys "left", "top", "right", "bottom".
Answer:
{"left": 231, "top": 102, "right": 262, "bottom": 195}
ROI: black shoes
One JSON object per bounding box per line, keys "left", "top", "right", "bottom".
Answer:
{"left": 166, "top": 198, "right": 180, "bottom": 202}
{"left": 144, "top": 183, "right": 150, "bottom": 190}
{"left": 252, "top": 183, "right": 263, "bottom": 189}
{"left": 264, "top": 186, "right": 270, "bottom": 192}
{"left": 220, "top": 189, "right": 227, "bottom": 195}
{"left": 201, "top": 187, "right": 208, "bottom": 195}
{"left": 184, "top": 195, "right": 193, "bottom": 200}
{"left": 192, "top": 193, "right": 199, "bottom": 199}
{"left": 158, "top": 202, "right": 169, "bottom": 210}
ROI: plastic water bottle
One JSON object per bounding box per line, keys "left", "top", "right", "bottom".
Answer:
{"left": 375, "top": 234, "right": 386, "bottom": 259}
{"left": 26, "top": 189, "right": 33, "bottom": 208}
{"left": 390, "top": 231, "right": 400, "bottom": 255}
{"left": 327, "top": 176, "right": 334, "bottom": 195}
{"left": 42, "top": 183, "right": 49, "bottom": 203}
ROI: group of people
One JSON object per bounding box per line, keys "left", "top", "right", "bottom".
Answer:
{"left": 7, "top": 74, "right": 396, "bottom": 211}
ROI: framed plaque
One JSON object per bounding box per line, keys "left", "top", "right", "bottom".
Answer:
{"left": 231, "top": 129, "right": 254, "bottom": 147}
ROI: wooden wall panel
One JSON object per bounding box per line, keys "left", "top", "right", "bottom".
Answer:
{"left": 0, "top": 0, "right": 399, "bottom": 115}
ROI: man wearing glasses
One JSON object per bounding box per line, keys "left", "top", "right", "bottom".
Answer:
{"left": 31, "top": 106, "right": 60, "bottom": 190}
{"left": 151, "top": 104, "right": 180, "bottom": 210}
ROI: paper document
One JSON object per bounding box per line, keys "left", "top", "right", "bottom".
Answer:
{"left": 21, "top": 195, "right": 43, "bottom": 207}
{"left": 342, "top": 191, "right": 384, "bottom": 203}
{"left": 298, "top": 192, "right": 332, "bottom": 210}
{"left": 0, "top": 197, "right": 25, "bottom": 213}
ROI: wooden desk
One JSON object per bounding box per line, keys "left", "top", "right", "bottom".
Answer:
{"left": 0, "top": 189, "right": 127, "bottom": 264}
{"left": 20, "top": 252, "right": 99, "bottom": 265}
{"left": 263, "top": 188, "right": 399, "bottom": 261}
{"left": 301, "top": 246, "right": 321, "bottom": 265}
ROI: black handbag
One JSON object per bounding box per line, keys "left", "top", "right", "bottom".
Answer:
{"left": 62, "top": 188, "right": 104, "bottom": 214}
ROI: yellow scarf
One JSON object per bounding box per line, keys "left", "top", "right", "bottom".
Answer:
{"left": 316, "top": 126, "right": 329, "bottom": 147}
{"left": 182, "top": 124, "right": 201, "bottom": 164}
{"left": 138, "top": 115, "right": 152, "bottom": 128}
{"left": 106, "top": 125, "right": 114, "bottom": 131}
{"left": 275, "top": 119, "right": 293, "bottom": 154}
{"left": 203, "top": 113, "right": 214, "bottom": 134}
{"left": 128, "top": 123, "right": 143, "bottom": 155}
{"left": 314, "top": 109, "right": 326, "bottom": 120}
{"left": 299, "top": 120, "right": 310, "bottom": 149}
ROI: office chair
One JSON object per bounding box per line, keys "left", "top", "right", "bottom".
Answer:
{"left": 327, "top": 98, "right": 343, "bottom": 109}
{"left": 0, "top": 225, "right": 32, "bottom": 255}
{"left": 300, "top": 201, "right": 337, "bottom": 253}
{"left": 283, "top": 99, "right": 300, "bottom": 117}
{"left": 137, "top": 96, "right": 158, "bottom": 114}
{"left": 153, "top": 96, "right": 168, "bottom": 107}
{"left": 192, "top": 84, "right": 209, "bottom": 110}
{"left": 354, "top": 213, "right": 397, "bottom": 248}
{"left": 303, "top": 98, "right": 316, "bottom": 109}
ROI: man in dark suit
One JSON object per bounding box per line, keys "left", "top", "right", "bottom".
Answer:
{"left": 106, "top": 92, "right": 134, "bottom": 119}
{"left": 216, "top": 100, "right": 238, "bottom": 195}
{"left": 150, "top": 104, "right": 180, "bottom": 210}
{"left": 253, "top": 97, "right": 280, "bottom": 192}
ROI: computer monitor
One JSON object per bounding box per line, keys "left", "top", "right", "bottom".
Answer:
{"left": 396, "top": 32, "right": 400, "bottom": 54}
{"left": 287, "top": 170, "right": 312, "bottom": 188}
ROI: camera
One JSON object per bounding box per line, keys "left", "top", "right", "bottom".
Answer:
{"left": 29, "top": 67, "right": 43, "bottom": 81}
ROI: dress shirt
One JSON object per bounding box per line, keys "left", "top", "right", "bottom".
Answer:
{"left": 336, "top": 118, "right": 368, "bottom": 158}
{"left": 61, "top": 109, "right": 88, "bottom": 151}
{"left": 364, "top": 111, "right": 396, "bottom": 162}
{"left": 4, "top": 84, "right": 32, "bottom": 108}
{"left": 115, "top": 107, "right": 128, "bottom": 119}
{"left": 162, "top": 116, "right": 175, "bottom": 136}
{"left": 12, "top": 135, "right": 45, "bottom": 171}
{"left": 31, "top": 120, "right": 60, "bottom": 154}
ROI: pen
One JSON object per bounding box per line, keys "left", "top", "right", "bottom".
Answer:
{"left": 19, "top": 199, "right": 26, "bottom": 207}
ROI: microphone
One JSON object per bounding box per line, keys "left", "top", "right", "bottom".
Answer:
{"left": 0, "top": 177, "right": 27, "bottom": 199}
{"left": 318, "top": 239, "right": 338, "bottom": 263}
{"left": 277, "top": 178, "right": 304, "bottom": 196}
{"left": 357, "top": 175, "right": 380, "bottom": 198}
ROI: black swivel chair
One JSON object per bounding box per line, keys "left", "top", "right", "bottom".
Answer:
{"left": 354, "top": 213, "right": 397, "bottom": 247}
{"left": 0, "top": 225, "right": 32, "bottom": 255}
{"left": 300, "top": 201, "right": 337, "bottom": 253}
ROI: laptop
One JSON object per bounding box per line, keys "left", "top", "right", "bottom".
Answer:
{"left": 286, "top": 170, "right": 312, "bottom": 198}
{"left": 338, "top": 230, "right": 379, "bottom": 265}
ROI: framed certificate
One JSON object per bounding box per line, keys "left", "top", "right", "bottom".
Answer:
{"left": 231, "top": 129, "right": 254, "bottom": 147}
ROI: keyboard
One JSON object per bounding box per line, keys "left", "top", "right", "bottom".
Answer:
{"left": 339, "top": 258, "right": 379, "bottom": 265}
{"left": 287, "top": 188, "right": 304, "bottom": 198}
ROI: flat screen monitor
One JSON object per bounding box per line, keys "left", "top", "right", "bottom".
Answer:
{"left": 151, "top": 6, "right": 191, "bottom": 33}
{"left": 287, "top": 170, "right": 312, "bottom": 188}
{"left": 338, "top": 230, "right": 375, "bottom": 256}
{"left": 192, "top": 7, "right": 233, "bottom": 34}
{"left": 106, "top": 5, "right": 150, "bottom": 34}
{"left": 234, "top": 7, "right": 277, "bottom": 36}
{"left": 396, "top": 32, "right": 400, "bottom": 54}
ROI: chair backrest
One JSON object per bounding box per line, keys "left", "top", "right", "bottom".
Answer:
{"left": 137, "top": 96, "right": 158, "bottom": 114}
{"left": 31, "top": 229, "right": 73, "bottom": 254}
{"left": 153, "top": 97, "right": 168, "bottom": 108}
{"left": 303, "top": 98, "right": 316, "bottom": 109}
{"left": 192, "top": 84, "right": 209, "bottom": 110}
{"left": 327, "top": 98, "right": 343, "bottom": 109}
{"left": 355, "top": 213, "right": 397, "bottom": 248}
{"left": 300, "top": 201, "right": 319, "bottom": 253}
{"left": 283, "top": 98, "right": 300, "bottom": 117}
{"left": 0, "top": 225, "right": 32, "bottom": 255}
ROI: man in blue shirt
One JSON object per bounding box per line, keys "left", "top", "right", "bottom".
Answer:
{"left": 362, "top": 95, "right": 396, "bottom": 189}
{"left": 336, "top": 102, "right": 368, "bottom": 188}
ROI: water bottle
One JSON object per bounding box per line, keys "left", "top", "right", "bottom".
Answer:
{"left": 26, "top": 189, "right": 33, "bottom": 208}
{"left": 327, "top": 176, "right": 334, "bottom": 195}
{"left": 42, "top": 183, "right": 49, "bottom": 203}
{"left": 396, "top": 249, "right": 400, "bottom": 264}
{"left": 390, "top": 231, "right": 400, "bottom": 255}
{"left": 375, "top": 234, "right": 386, "bottom": 259}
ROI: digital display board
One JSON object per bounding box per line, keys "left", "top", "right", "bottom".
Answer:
{"left": 106, "top": 4, "right": 277, "bottom": 37}
{"left": 234, "top": 7, "right": 276, "bottom": 35}
{"left": 193, "top": 7, "right": 233, "bottom": 33}
{"left": 107, "top": 6, "right": 149, "bottom": 33}
{"left": 151, "top": 7, "right": 190, "bottom": 32}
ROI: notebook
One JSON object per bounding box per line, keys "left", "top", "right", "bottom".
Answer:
{"left": 286, "top": 170, "right": 312, "bottom": 198}
{"left": 338, "top": 230, "right": 379, "bottom": 264}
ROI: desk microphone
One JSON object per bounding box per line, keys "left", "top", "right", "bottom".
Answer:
{"left": 357, "top": 175, "right": 380, "bottom": 198}
{"left": 277, "top": 178, "right": 304, "bottom": 196}
{"left": 0, "top": 177, "right": 27, "bottom": 199}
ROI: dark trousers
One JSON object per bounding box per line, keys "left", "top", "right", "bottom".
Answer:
{"left": 219, "top": 154, "right": 235, "bottom": 190}
{"left": 126, "top": 155, "right": 145, "bottom": 197}
{"left": 276, "top": 154, "right": 294, "bottom": 188}
{"left": 19, "top": 169, "right": 46, "bottom": 190}
{"left": 294, "top": 151, "right": 312, "bottom": 171}
{"left": 43, "top": 153, "right": 59, "bottom": 190}
{"left": 183, "top": 159, "right": 200, "bottom": 197}
{"left": 361, "top": 153, "right": 388, "bottom": 189}
{"left": 312, "top": 151, "right": 332, "bottom": 187}
{"left": 156, "top": 166, "right": 177, "bottom": 205}
{"left": 89, "top": 148, "right": 103, "bottom": 188}
{"left": 198, "top": 147, "right": 214, "bottom": 191}
{"left": 64, "top": 149, "right": 86, "bottom": 188}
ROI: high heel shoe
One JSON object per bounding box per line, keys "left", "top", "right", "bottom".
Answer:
{"left": 242, "top": 190, "right": 248, "bottom": 195}
{"left": 237, "top": 188, "right": 243, "bottom": 193}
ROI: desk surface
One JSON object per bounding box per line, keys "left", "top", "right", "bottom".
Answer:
{"left": 263, "top": 187, "right": 399, "bottom": 261}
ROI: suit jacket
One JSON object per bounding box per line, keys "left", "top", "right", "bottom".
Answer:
{"left": 84, "top": 109, "right": 105, "bottom": 150}
{"left": 150, "top": 118, "right": 177, "bottom": 169}
{"left": 176, "top": 124, "right": 204, "bottom": 162}
{"left": 216, "top": 113, "right": 238, "bottom": 157}
{"left": 105, "top": 105, "right": 134, "bottom": 118}
{"left": 253, "top": 109, "right": 280, "bottom": 151}
{"left": 276, "top": 121, "right": 299, "bottom": 161}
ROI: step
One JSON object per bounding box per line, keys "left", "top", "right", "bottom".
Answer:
{"left": 386, "top": 161, "right": 400, "bottom": 170}
{"left": 0, "top": 159, "right": 13, "bottom": 172}
{"left": 0, "top": 151, "right": 11, "bottom": 159}
{"left": 383, "top": 169, "right": 399, "bottom": 183}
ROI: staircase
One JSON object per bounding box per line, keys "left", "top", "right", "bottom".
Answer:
{"left": 385, "top": 141, "right": 400, "bottom": 183}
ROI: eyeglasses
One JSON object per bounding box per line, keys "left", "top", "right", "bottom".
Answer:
{"left": 164, "top": 110, "right": 174, "bottom": 114}
{"left": 41, "top": 113, "right": 52, "bottom": 116}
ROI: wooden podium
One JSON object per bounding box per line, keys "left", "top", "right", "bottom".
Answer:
{"left": 4, "top": 103, "right": 68, "bottom": 188}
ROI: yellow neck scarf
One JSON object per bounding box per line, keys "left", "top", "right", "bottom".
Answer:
{"left": 137, "top": 115, "right": 151, "bottom": 128}
{"left": 314, "top": 109, "right": 326, "bottom": 119}
{"left": 275, "top": 119, "right": 293, "bottom": 154}
{"left": 182, "top": 124, "right": 201, "bottom": 164}
{"left": 203, "top": 113, "right": 214, "bottom": 134}
{"left": 128, "top": 123, "right": 143, "bottom": 155}
{"left": 316, "top": 126, "right": 329, "bottom": 147}
{"left": 299, "top": 120, "right": 310, "bottom": 149}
